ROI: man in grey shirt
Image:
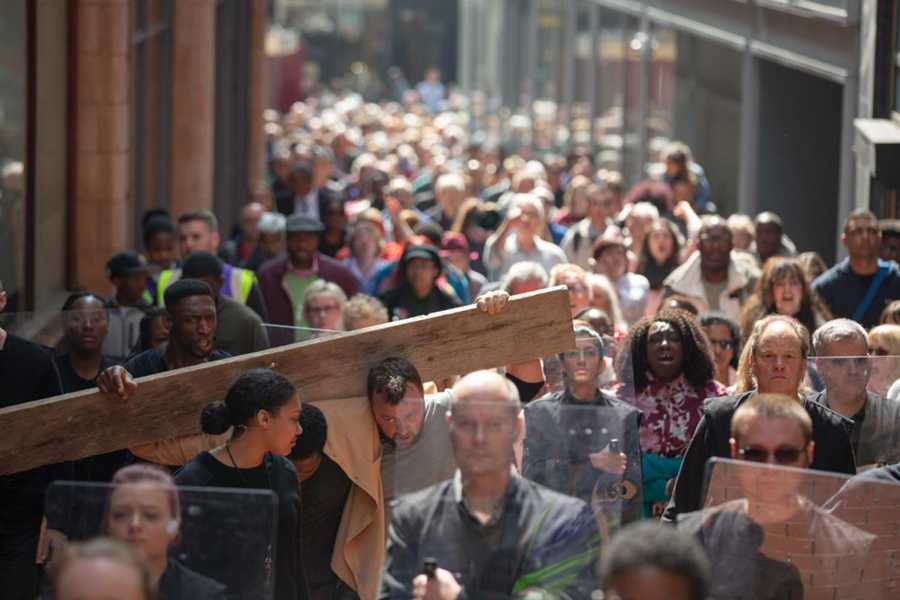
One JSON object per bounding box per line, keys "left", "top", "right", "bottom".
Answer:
{"left": 368, "top": 359, "right": 457, "bottom": 503}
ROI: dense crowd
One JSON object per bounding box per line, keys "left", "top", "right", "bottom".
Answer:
{"left": 3, "top": 87, "right": 900, "bottom": 600}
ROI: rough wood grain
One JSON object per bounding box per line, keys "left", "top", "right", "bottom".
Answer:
{"left": 0, "top": 287, "right": 574, "bottom": 475}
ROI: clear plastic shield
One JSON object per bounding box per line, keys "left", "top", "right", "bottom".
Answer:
{"left": 602, "top": 343, "right": 714, "bottom": 519}
{"left": 682, "top": 458, "right": 895, "bottom": 600}
{"left": 382, "top": 398, "right": 601, "bottom": 598}
{"left": 522, "top": 402, "right": 643, "bottom": 538}
{"left": 807, "top": 355, "right": 900, "bottom": 469}
{"left": 0, "top": 310, "right": 40, "bottom": 338}
{"left": 44, "top": 481, "right": 278, "bottom": 600}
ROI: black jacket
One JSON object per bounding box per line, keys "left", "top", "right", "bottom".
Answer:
{"left": 175, "top": 452, "right": 308, "bottom": 600}
{"left": 523, "top": 389, "right": 642, "bottom": 522}
{"left": 663, "top": 390, "right": 856, "bottom": 522}
{"left": 158, "top": 559, "right": 228, "bottom": 600}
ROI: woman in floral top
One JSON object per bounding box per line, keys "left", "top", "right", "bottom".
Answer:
{"left": 611, "top": 309, "right": 724, "bottom": 516}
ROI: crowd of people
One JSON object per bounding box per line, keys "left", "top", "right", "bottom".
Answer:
{"left": 3, "top": 89, "right": 900, "bottom": 600}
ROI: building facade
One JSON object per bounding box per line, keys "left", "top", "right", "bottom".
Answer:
{"left": 2, "top": 0, "right": 267, "bottom": 332}
{"left": 459, "top": 0, "right": 900, "bottom": 263}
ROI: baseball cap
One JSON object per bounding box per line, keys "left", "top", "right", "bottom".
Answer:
{"left": 106, "top": 251, "right": 148, "bottom": 278}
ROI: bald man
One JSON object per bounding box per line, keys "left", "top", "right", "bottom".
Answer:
{"left": 379, "top": 371, "right": 598, "bottom": 600}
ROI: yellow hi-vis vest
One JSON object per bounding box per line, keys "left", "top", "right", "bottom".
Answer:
{"left": 156, "top": 266, "right": 256, "bottom": 306}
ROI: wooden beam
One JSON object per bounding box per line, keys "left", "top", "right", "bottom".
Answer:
{"left": 0, "top": 287, "right": 574, "bottom": 475}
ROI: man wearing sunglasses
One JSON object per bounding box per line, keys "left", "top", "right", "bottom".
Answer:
{"left": 678, "top": 394, "right": 874, "bottom": 600}
{"left": 729, "top": 393, "right": 814, "bottom": 469}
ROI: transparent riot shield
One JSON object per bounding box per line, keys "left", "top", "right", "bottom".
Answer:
{"left": 600, "top": 341, "right": 714, "bottom": 519}
{"left": 807, "top": 355, "right": 900, "bottom": 469}
{"left": 382, "top": 398, "right": 601, "bottom": 599}
{"left": 522, "top": 402, "right": 643, "bottom": 538}
{"left": 682, "top": 458, "right": 895, "bottom": 600}
{"left": 44, "top": 481, "right": 278, "bottom": 600}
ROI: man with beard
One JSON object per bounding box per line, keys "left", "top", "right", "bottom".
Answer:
{"left": 663, "top": 215, "right": 758, "bottom": 322}
{"left": 97, "top": 279, "right": 231, "bottom": 466}
{"left": 813, "top": 210, "right": 900, "bottom": 329}
{"left": 813, "top": 319, "right": 900, "bottom": 467}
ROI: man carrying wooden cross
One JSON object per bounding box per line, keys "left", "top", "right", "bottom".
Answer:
{"left": 93, "top": 290, "right": 548, "bottom": 600}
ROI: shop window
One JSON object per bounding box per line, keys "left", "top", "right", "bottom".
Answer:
{"left": 0, "top": 0, "right": 28, "bottom": 312}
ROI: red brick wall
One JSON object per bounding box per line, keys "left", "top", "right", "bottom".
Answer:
{"left": 702, "top": 461, "right": 900, "bottom": 600}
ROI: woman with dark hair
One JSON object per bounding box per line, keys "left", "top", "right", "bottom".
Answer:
{"left": 106, "top": 464, "right": 226, "bottom": 599}
{"left": 637, "top": 219, "right": 684, "bottom": 316}
{"left": 378, "top": 244, "right": 461, "bottom": 320}
{"left": 611, "top": 309, "right": 725, "bottom": 517}
{"left": 737, "top": 257, "right": 832, "bottom": 342}
{"left": 54, "top": 293, "right": 130, "bottom": 482}
{"left": 175, "top": 369, "right": 305, "bottom": 600}
{"left": 318, "top": 192, "right": 347, "bottom": 258}
{"left": 451, "top": 198, "right": 500, "bottom": 276}
{"left": 699, "top": 314, "right": 741, "bottom": 388}
{"left": 136, "top": 307, "right": 169, "bottom": 354}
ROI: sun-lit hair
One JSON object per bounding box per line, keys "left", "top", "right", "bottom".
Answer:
{"left": 738, "top": 257, "right": 831, "bottom": 342}
{"left": 869, "top": 324, "right": 900, "bottom": 356}
{"left": 735, "top": 315, "right": 810, "bottom": 395}
{"left": 585, "top": 273, "right": 627, "bottom": 331}
{"left": 302, "top": 280, "right": 348, "bottom": 327}
{"left": 51, "top": 538, "right": 155, "bottom": 600}
{"left": 342, "top": 294, "right": 389, "bottom": 330}
{"left": 500, "top": 261, "right": 549, "bottom": 294}
{"left": 731, "top": 393, "right": 812, "bottom": 446}
{"left": 549, "top": 263, "right": 588, "bottom": 288}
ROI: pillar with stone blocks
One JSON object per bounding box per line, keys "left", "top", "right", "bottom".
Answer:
{"left": 73, "top": 0, "right": 130, "bottom": 293}
{"left": 169, "top": 0, "right": 216, "bottom": 219}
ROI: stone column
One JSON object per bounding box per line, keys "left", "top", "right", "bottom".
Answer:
{"left": 73, "top": 0, "right": 129, "bottom": 293}
{"left": 246, "top": 0, "right": 268, "bottom": 190}
{"left": 169, "top": 0, "right": 215, "bottom": 217}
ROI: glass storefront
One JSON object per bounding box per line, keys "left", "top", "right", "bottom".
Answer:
{"left": 0, "top": 0, "right": 27, "bottom": 312}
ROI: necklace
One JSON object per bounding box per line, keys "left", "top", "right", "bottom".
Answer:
{"left": 223, "top": 443, "right": 275, "bottom": 587}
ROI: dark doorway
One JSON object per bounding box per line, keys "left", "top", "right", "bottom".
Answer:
{"left": 389, "top": 0, "right": 458, "bottom": 85}
{"left": 756, "top": 59, "right": 842, "bottom": 264}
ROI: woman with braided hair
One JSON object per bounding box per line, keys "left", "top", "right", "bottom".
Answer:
{"left": 611, "top": 309, "right": 725, "bottom": 516}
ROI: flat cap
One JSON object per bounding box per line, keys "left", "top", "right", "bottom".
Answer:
{"left": 286, "top": 215, "right": 325, "bottom": 234}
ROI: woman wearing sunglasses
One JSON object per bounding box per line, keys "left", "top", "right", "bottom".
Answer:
{"left": 867, "top": 324, "right": 900, "bottom": 398}
{"left": 700, "top": 314, "right": 741, "bottom": 388}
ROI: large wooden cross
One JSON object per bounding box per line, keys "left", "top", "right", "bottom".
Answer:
{"left": 0, "top": 288, "right": 574, "bottom": 475}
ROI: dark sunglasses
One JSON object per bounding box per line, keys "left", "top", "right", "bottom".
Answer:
{"left": 738, "top": 446, "right": 805, "bottom": 465}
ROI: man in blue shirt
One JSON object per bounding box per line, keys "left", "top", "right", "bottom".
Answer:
{"left": 813, "top": 210, "right": 900, "bottom": 329}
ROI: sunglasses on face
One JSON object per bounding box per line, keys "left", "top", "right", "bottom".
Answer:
{"left": 738, "top": 445, "right": 805, "bottom": 465}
